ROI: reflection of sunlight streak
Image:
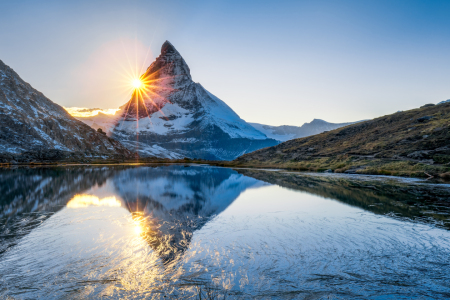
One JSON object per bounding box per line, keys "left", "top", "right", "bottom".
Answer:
{"left": 99, "top": 211, "right": 167, "bottom": 295}
{"left": 67, "top": 194, "right": 122, "bottom": 208}
{"left": 134, "top": 225, "right": 143, "bottom": 235}
{"left": 136, "top": 88, "right": 139, "bottom": 154}
{"left": 118, "top": 96, "right": 134, "bottom": 131}
{"left": 138, "top": 88, "right": 157, "bottom": 125}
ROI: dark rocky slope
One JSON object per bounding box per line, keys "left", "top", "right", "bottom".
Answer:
{"left": 0, "top": 59, "right": 134, "bottom": 163}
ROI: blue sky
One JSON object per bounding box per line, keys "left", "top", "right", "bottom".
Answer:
{"left": 1, "top": 0, "right": 449, "bottom": 125}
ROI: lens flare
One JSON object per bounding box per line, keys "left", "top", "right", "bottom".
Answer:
{"left": 132, "top": 78, "right": 143, "bottom": 89}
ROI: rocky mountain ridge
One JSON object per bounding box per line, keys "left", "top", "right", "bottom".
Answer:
{"left": 0, "top": 59, "right": 134, "bottom": 162}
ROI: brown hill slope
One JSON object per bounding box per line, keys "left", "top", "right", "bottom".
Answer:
{"left": 228, "top": 103, "right": 450, "bottom": 178}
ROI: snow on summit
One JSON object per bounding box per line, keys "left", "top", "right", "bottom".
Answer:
{"left": 76, "top": 41, "right": 278, "bottom": 160}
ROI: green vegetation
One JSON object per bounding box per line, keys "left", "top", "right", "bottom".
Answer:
{"left": 213, "top": 157, "right": 450, "bottom": 178}
{"left": 218, "top": 102, "right": 450, "bottom": 179}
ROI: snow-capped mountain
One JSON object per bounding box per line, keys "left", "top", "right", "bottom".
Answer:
{"left": 250, "top": 119, "right": 361, "bottom": 142}
{"left": 77, "top": 41, "right": 279, "bottom": 160}
{"left": 0, "top": 59, "right": 133, "bottom": 162}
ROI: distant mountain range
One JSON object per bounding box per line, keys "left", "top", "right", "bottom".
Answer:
{"left": 0, "top": 42, "right": 363, "bottom": 163}
{"left": 250, "top": 119, "right": 361, "bottom": 142}
{"left": 3, "top": 40, "right": 410, "bottom": 164}
{"left": 0, "top": 59, "right": 133, "bottom": 162}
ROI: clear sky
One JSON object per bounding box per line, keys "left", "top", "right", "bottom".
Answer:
{"left": 1, "top": 0, "right": 449, "bottom": 126}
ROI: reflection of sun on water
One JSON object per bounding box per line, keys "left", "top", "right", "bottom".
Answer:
{"left": 131, "top": 213, "right": 148, "bottom": 237}
{"left": 134, "top": 225, "right": 143, "bottom": 235}
{"left": 66, "top": 194, "right": 122, "bottom": 208}
{"left": 63, "top": 194, "right": 166, "bottom": 295}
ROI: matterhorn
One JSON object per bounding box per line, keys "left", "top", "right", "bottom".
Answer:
{"left": 79, "top": 41, "right": 279, "bottom": 160}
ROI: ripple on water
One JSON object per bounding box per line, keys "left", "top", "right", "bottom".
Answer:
{"left": 0, "top": 165, "right": 449, "bottom": 299}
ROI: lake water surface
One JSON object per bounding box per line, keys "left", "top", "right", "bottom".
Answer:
{"left": 1, "top": 165, "right": 450, "bottom": 299}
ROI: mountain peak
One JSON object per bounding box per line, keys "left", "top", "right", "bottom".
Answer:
{"left": 141, "top": 40, "right": 192, "bottom": 89}
{"left": 310, "top": 119, "right": 327, "bottom": 124}
{"left": 161, "top": 40, "right": 178, "bottom": 55}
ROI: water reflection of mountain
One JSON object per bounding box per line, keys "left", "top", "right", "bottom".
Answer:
{"left": 0, "top": 166, "right": 131, "bottom": 255}
{"left": 112, "top": 165, "right": 265, "bottom": 263}
{"left": 237, "top": 169, "right": 450, "bottom": 229}
{"left": 0, "top": 165, "right": 265, "bottom": 263}
{"left": 0, "top": 166, "right": 127, "bottom": 217}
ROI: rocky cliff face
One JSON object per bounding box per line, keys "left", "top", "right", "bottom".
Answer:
{"left": 0, "top": 59, "right": 134, "bottom": 162}
{"left": 77, "top": 41, "right": 279, "bottom": 160}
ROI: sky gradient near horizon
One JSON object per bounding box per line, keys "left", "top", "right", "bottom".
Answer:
{"left": 1, "top": 0, "right": 450, "bottom": 126}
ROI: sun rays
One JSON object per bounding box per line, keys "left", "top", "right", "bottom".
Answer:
{"left": 64, "top": 37, "right": 179, "bottom": 147}
{"left": 118, "top": 65, "right": 177, "bottom": 133}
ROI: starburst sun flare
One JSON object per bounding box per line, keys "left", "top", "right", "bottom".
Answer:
{"left": 132, "top": 78, "right": 144, "bottom": 89}
{"left": 65, "top": 39, "right": 175, "bottom": 123}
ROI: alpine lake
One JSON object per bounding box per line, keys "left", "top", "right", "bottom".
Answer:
{"left": 1, "top": 164, "right": 450, "bottom": 299}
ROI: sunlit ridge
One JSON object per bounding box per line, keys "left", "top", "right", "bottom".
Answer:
{"left": 67, "top": 194, "right": 122, "bottom": 208}
{"left": 64, "top": 107, "right": 120, "bottom": 118}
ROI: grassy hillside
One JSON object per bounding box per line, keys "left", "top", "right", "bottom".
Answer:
{"left": 220, "top": 102, "right": 450, "bottom": 178}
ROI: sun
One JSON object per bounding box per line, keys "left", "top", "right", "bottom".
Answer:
{"left": 134, "top": 225, "right": 142, "bottom": 235}
{"left": 132, "top": 78, "right": 143, "bottom": 89}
